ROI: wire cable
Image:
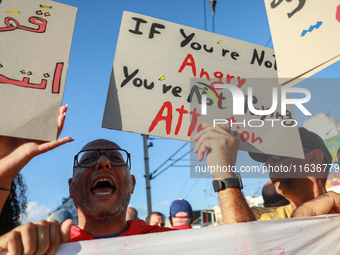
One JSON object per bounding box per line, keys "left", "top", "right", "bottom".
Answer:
{"left": 150, "top": 142, "right": 188, "bottom": 176}
{"left": 152, "top": 149, "right": 192, "bottom": 179}
{"left": 177, "top": 173, "right": 191, "bottom": 198}
{"left": 184, "top": 177, "right": 201, "bottom": 198}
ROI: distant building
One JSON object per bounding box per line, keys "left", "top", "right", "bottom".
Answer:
{"left": 47, "top": 197, "right": 78, "bottom": 225}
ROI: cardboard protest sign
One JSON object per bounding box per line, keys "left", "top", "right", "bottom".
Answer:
{"left": 103, "top": 11, "right": 304, "bottom": 158}
{"left": 264, "top": 0, "right": 340, "bottom": 86}
{"left": 189, "top": 78, "right": 304, "bottom": 159}
{"left": 0, "top": 0, "right": 77, "bottom": 141}
{"left": 303, "top": 113, "right": 340, "bottom": 160}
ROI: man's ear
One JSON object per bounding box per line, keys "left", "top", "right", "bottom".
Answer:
{"left": 131, "top": 175, "right": 136, "bottom": 194}
{"left": 309, "top": 149, "right": 324, "bottom": 164}
{"left": 68, "top": 178, "right": 73, "bottom": 198}
{"left": 190, "top": 216, "right": 194, "bottom": 224}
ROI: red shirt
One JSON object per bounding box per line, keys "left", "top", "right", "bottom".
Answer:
{"left": 70, "top": 219, "right": 175, "bottom": 242}
{"left": 171, "top": 224, "right": 192, "bottom": 230}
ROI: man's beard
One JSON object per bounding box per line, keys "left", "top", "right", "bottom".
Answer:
{"left": 71, "top": 185, "right": 132, "bottom": 221}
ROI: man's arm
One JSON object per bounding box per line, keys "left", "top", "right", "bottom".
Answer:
{"left": 193, "top": 123, "right": 256, "bottom": 224}
{"left": 0, "top": 105, "right": 73, "bottom": 213}
{"left": 292, "top": 191, "right": 340, "bottom": 218}
{"left": 0, "top": 219, "right": 73, "bottom": 255}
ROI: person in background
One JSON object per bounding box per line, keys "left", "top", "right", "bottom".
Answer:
{"left": 169, "top": 199, "right": 194, "bottom": 230}
{"left": 262, "top": 180, "right": 290, "bottom": 207}
{"left": 0, "top": 174, "right": 27, "bottom": 236}
{"left": 126, "top": 207, "right": 138, "bottom": 220}
{"left": 293, "top": 148, "right": 340, "bottom": 218}
{"left": 146, "top": 212, "right": 165, "bottom": 227}
{"left": 193, "top": 124, "right": 332, "bottom": 223}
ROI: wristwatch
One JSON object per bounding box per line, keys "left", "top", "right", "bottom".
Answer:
{"left": 212, "top": 173, "right": 243, "bottom": 192}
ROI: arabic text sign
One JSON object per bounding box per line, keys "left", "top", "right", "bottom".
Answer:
{"left": 103, "top": 11, "right": 303, "bottom": 158}
{"left": 0, "top": 0, "right": 77, "bottom": 141}
{"left": 264, "top": 0, "right": 340, "bottom": 86}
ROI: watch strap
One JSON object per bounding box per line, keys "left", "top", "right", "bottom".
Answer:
{"left": 212, "top": 173, "right": 243, "bottom": 192}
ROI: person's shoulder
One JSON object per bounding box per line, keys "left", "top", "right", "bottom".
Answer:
{"left": 252, "top": 204, "right": 291, "bottom": 213}
{"left": 282, "top": 204, "right": 293, "bottom": 215}
{"left": 251, "top": 205, "right": 277, "bottom": 214}
{"left": 70, "top": 225, "right": 95, "bottom": 242}
{"left": 123, "top": 219, "right": 175, "bottom": 236}
{"left": 251, "top": 204, "right": 292, "bottom": 220}
{"left": 127, "top": 219, "right": 148, "bottom": 225}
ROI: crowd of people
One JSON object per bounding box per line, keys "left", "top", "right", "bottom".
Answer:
{"left": 1, "top": 107, "right": 340, "bottom": 254}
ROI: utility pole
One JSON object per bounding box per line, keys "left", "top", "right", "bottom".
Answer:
{"left": 143, "top": 134, "right": 152, "bottom": 215}
{"left": 203, "top": 0, "right": 207, "bottom": 31}
{"left": 210, "top": 0, "right": 216, "bottom": 33}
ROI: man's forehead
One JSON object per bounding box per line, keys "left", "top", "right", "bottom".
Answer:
{"left": 151, "top": 213, "right": 164, "bottom": 219}
{"left": 81, "top": 139, "right": 121, "bottom": 151}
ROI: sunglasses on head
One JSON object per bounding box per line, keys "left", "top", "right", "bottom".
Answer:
{"left": 270, "top": 155, "right": 287, "bottom": 162}
{"left": 270, "top": 149, "right": 312, "bottom": 163}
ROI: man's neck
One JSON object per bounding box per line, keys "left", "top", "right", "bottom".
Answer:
{"left": 289, "top": 183, "right": 327, "bottom": 211}
{"left": 77, "top": 212, "right": 129, "bottom": 237}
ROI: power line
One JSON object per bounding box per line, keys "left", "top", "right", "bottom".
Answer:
{"left": 152, "top": 149, "right": 192, "bottom": 179}
{"left": 177, "top": 174, "right": 190, "bottom": 197}
{"left": 184, "top": 177, "right": 201, "bottom": 198}
{"left": 327, "top": 97, "right": 340, "bottom": 116}
{"left": 169, "top": 165, "right": 191, "bottom": 167}
{"left": 203, "top": 189, "right": 218, "bottom": 199}
{"left": 150, "top": 142, "right": 188, "bottom": 176}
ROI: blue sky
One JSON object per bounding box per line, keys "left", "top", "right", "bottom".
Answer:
{"left": 19, "top": 0, "right": 340, "bottom": 222}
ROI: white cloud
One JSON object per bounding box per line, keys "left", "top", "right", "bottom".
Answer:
{"left": 162, "top": 200, "right": 170, "bottom": 205}
{"left": 20, "top": 201, "right": 51, "bottom": 224}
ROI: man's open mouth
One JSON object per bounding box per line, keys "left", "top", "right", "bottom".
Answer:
{"left": 91, "top": 178, "right": 116, "bottom": 195}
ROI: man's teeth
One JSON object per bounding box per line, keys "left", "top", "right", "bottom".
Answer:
{"left": 96, "top": 192, "right": 112, "bottom": 195}
{"left": 93, "top": 178, "right": 114, "bottom": 188}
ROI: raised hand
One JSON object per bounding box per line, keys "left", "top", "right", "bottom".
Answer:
{"left": 0, "top": 105, "right": 73, "bottom": 212}
{"left": 193, "top": 122, "right": 239, "bottom": 179}
{"left": 0, "top": 219, "right": 73, "bottom": 255}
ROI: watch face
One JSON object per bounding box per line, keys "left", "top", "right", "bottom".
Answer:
{"left": 213, "top": 180, "right": 222, "bottom": 192}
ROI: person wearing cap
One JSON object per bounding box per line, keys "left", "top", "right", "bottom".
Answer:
{"left": 193, "top": 123, "right": 332, "bottom": 223}
{"left": 169, "top": 199, "right": 194, "bottom": 230}
{"left": 262, "top": 180, "right": 290, "bottom": 208}
{"left": 249, "top": 127, "right": 331, "bottom": 220}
